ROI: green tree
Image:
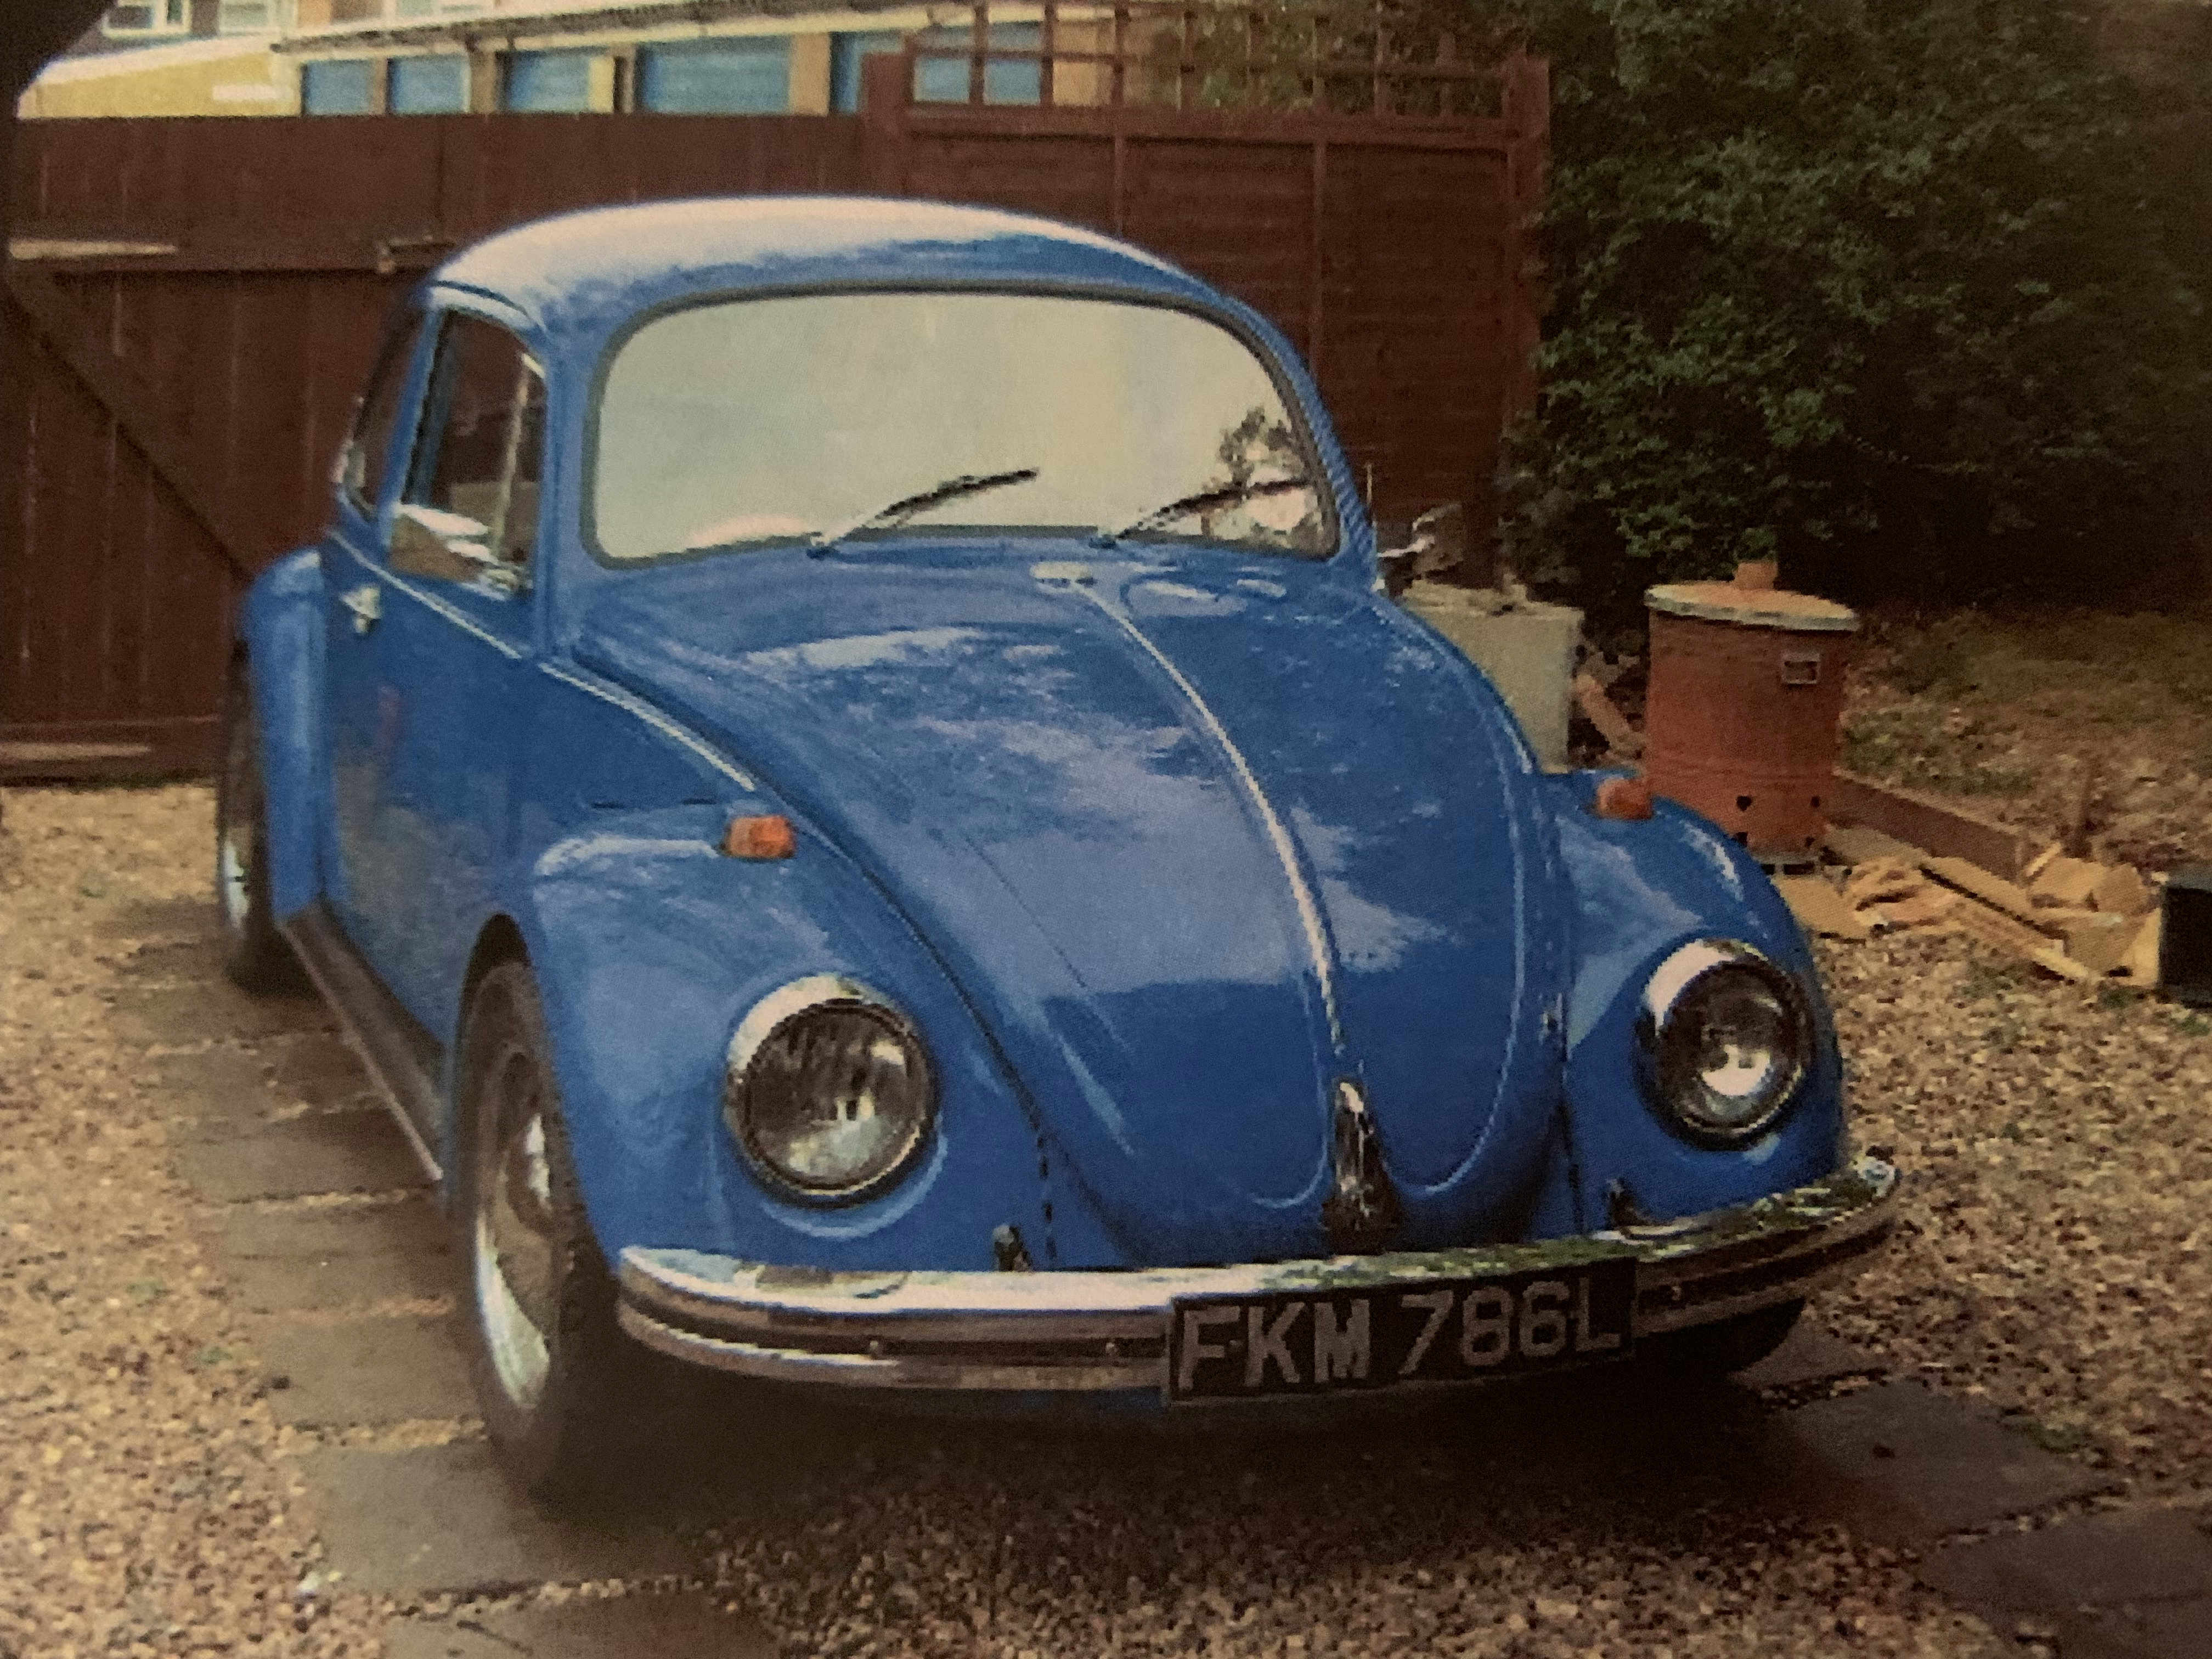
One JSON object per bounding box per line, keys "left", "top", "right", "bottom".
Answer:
{"left": 1497, "top": 0, "right": 2211, "bottom": 619}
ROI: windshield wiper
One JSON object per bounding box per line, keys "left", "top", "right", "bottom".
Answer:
{"left": 1097, "top": 473, "right": 1312, "bottom": 545}
{"left": 809, "top": 468, "right": 1040, "bottom": 553}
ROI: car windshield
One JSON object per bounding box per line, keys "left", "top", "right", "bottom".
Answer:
{"left": 591, "top": 291, "right": 1333, "bottom": 561}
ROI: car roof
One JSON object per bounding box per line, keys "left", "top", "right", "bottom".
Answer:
{"left": 433, "top": 196, "right": 1200, "bottom": 338}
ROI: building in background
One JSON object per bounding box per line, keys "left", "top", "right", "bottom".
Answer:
{"left": 17, "top": 2, "right": 291, "bottom": 116}
{"left": 18, "top": 1, "right": 1097, "bottom": 119}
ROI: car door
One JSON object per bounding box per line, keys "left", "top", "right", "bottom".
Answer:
{"left": 327, "top": 301, "right": 548, "bottom": 1035}
{"left": 323, "top": 305, "right": 430, "bottom": 970}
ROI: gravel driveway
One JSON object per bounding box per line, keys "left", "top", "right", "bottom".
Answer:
{"left": 11, "top": 781, "right": 2204, "bottom": 1656}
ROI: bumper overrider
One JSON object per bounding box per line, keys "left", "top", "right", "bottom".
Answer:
{"left": 616, "top": 1157, "right": 1898, "bottom": 1398}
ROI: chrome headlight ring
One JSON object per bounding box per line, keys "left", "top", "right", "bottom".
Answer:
{"left": 723, "top": 974, "right": 936, "bottom": 1205}
{"left": 1634, "top": 939, "right": 1813, "bottom": 1147}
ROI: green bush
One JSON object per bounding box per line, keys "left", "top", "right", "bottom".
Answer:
{"left": 1488, "top": 0, "right": 2212, "bottom": 622}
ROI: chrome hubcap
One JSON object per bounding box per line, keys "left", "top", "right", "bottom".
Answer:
{"left": 217, "top": 727, "right": 256, "bottom": 933}
{"left": 475, "top": 1046, "right": 556, "bottom": 1409}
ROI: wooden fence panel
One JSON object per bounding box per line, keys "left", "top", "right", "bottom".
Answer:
{"left": 2, "top": 73, "right": 1538, "bottom": 778}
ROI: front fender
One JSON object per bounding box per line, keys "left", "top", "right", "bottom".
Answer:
{"left": 240, "top": 548, "right": 328, "bottom": 922}
{"left": 505, "top": 803, "right": 1085, "bottom": 1274}
{"left": 1541, "top": 774, "right": 1848, "bottom": 1231}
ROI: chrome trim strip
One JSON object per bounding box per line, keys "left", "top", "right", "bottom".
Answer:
{"left": 619, "top": 1308, "right": 1158, "bottom": 1392}
{"left": 618, "top": 1158, "right": 1898, "bottom": 1390}
{"left": 338, "top": 543, "right": 527, "bottom": 662}
{"left": 393, "top": 579, "right": 523, "bottom": 658}
{"left": 538, "top": 659, "right": 759, "bottom": 791}
{"left": 1047, "top": 569, "right": 1343, "bottom": 1051}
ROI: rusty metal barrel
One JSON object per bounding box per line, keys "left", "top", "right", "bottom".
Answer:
{"left": 1643, "top": 562, "right": 1860, "bottom": 860}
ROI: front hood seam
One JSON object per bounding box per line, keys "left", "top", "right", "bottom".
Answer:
{"left": 1054, "top": 571, "right": 1348, "bottom": 1062}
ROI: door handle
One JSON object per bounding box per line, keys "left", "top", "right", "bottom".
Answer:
{"left": 340, "top": 583, "right": 382, "bottom": 635}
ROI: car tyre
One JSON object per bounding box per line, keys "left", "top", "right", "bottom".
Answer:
{"left": 455, "top": 960, "right": 649, "bottom": 1506}
{"left": 1651, "top": 1299, "right": 1804, "bottom": 1380}
{"left": 215, "top": 663, "right": 303, "bottom": 994}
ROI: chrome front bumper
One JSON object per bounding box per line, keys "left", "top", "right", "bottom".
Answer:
{"left": 617, "top": 1157, "right": 1898, "bottom": 1395}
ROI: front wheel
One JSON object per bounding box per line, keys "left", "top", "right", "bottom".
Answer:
{"left": 454, "top": 960, "right": 648, "bottom": 1505}
{"left": 215, "top": 664, "right": 302, "bottom": 994}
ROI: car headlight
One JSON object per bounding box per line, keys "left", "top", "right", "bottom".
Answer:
{"left": 724, "top": 975, "right": 935, "bottom": 1202}
{"left": 1635, "top": 940, "right": 1811, "bottom": 1144}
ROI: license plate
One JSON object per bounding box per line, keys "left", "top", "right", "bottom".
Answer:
{"left": 1166, "top": 1259, "right": 1637, "bottom": 1402}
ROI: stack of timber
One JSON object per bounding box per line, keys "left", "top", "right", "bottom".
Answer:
{"left": 1781, "top": 820, "right": 2165, "bottom": 990}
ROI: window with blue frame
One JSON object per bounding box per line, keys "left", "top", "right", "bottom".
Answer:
{"left": 637, "top": 38, "right": 790, "bottom": 114}
{"left": 829, "top": 31, "right": 904, "bottom": 114}
{"left": 389, "top": 56, "right": 468, "bottom": 116}
{"left": 503, "top": 49, "right": 596, "bottom": 113}
{"left": 912, "top": 22, "right": 1042, "bottom": 105}
{"left": 302, "top": 59, "right": 379, "bottom": 117}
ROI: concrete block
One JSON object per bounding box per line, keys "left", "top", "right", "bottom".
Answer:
{"left": 109, "top": 980, "right": 329, "bottom": 1047}
{"left": 299, "top": 1441, "right": 693, "bottom": 1595}
{"left": 258, "top": 1314, "right": 475, "bottom": 1427}
{"left": 384, "top": 1593, "right": 771, "bottom": 1658}
{"left": 215, "top": 1195, "right": 452, "bottom": 1313}
{"left": 173, "top": 1108, "right": 426, "bottom": 1202}
{"left": 1402, "top": 585, "right": 1582, "bottom": 770}
{"left": 89, "top": 895, "right": 218, "bottom": 943}
{"left": 2060, "top": 1597, "right": 2212, "bottom": 1659}
{"left": 1731, "top": 1325, "right": 1886, "bottom": 1393}
{"left": 1760, "top": 1381, "right": 2118, "bottom": 1542}
{"left": 268, "top": 1031, "right": 377, "bottom": 1109}
{"left": 1917, "top": 1508, "right": 2212, "bottom": 1614}
{"left": 143, "top": 1045, "right": 283, "bottom": 1137}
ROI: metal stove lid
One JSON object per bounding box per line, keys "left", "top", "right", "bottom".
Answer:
{"left": 1645, "top": 578, "right": 1859, "bottom": 634}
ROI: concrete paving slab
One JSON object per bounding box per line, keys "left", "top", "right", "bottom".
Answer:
{"left": 383, "top": 1593, "right": 772, "bottom": 1658}
{"left": 1760, "top": 1380, "right": 2119, "bottom": 1542}
{"left": 91, "top": 895, "right": 218, "bottom": 943}
{"left": 2060, "top": 1596, "right": 2212, "bottom": 1659}
{"left": 143, "top": 1045, "right": 282, "bottom": 1136}
{"left": 300, "top": 1441, "right": 694, "bottom": 1595}
{"left": 268, "top": 1032, "right": 377, "bottom": 1109}
{"left": 114, "top": 937, "right": 224, "bottom": 985}
{"left": 110, "top": 980, "right": 329, "bottom": 1047}
{"left": 174, "top": 1109, "right": 427, "bottom": 1202}
{"left": 1918, "top": 1508, "right": 2212, "bottom": 1613}
{"left": 215, "top": 1195, "right": 452, "bottom": 1313}
{"left": 257, "top": 1314, "right": 476, "bottom": 1427}
{"left": 1733, "top": 1325, "right": 1887, "bottom": 1393}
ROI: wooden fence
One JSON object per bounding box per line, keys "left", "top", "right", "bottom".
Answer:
{"left": 1, "top": 31, "right": 1544, "bottom": 778}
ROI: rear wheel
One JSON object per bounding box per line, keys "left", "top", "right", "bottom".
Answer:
{"left": 215, "top": 665, "right": 301, "bottom": 994}
{"left": 455, "top": 960, "right": 648, "bottom": 1505}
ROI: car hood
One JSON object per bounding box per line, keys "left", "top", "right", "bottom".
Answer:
{"left": 573, "top": 549, "right": 1568, "bottom": 1265}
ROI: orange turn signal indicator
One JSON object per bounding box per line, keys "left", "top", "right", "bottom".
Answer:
{"left": 722, "top": 814, "right": 796, "bottom": 860}
{"left": 1592, "top": 776, "right": 1655, "bottom": 822}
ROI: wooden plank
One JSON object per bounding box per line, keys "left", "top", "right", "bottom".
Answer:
{"left": 0, "top": 718, "right": 216, "bottom": 781}
{"left": 1920, "top": 856, "right": 2047, "bottom": 931}
{"left": 1826, "top": 769, "right": 2036, "bottom": 885}
{"left": 2, "top": 264, "right": 258, "bottom": 578}
{"left": 904, "top": 100, "right": 1516, "bottom": 150}
{"left": 1945, "top": 894, "right": 2094, "bottom": 983}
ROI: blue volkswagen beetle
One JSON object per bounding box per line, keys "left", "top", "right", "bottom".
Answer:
{"left": 219, "top": 196, "right": 1897, "bottom": 1500}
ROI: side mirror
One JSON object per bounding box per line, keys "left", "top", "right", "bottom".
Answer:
{"left": 389, "top": 503, "right": 526, "bottom": 595}
{"left": 1378, "top": 500, "right": 1468, "bottom": 598}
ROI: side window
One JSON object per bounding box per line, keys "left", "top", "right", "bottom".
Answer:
{"left": 405, "top": 312, "right": 546, "bottom": 569}
{"left": 342, "top": 313, "right": 424, "bottom": 512}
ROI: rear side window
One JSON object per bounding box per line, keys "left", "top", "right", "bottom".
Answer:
{"left": 342, "top": 313, "right": 423, "bottom": 512}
